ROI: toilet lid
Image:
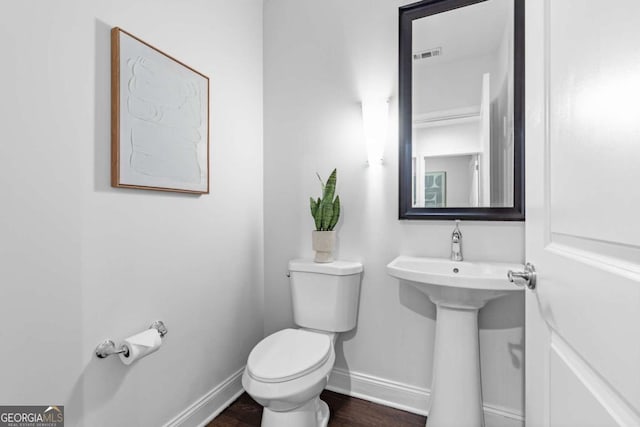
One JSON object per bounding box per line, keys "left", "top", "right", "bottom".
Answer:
{"left": 247, "top": 329, "right": 332, "bottom": 383}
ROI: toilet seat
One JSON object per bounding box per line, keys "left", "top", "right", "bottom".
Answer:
{"left": 247, "top": 329, "right": 332, "bottom": 383}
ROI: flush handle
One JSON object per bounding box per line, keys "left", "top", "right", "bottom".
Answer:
{"left": 508, "top": 263, "right": 536, "bottom": 290}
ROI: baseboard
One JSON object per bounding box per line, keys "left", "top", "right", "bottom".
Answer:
{"left": 483, "top": 403, "right": 525, "bottom": 427}
{"left": 327, "top": 367, "right": 431, "bottom": 416}
{"left": 163, "top": 367, "right": 245, "bottom": 427}
{"left": 327, "top": 367, "right": 524, "bottom": 427}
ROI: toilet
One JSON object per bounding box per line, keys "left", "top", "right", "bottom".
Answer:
{"left": 242, "top": 259, "right": 363, "bottom": 427}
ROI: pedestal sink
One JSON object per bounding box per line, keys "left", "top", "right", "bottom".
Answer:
{"left": 387, "top": 256, "right": 524, "bottom": 427}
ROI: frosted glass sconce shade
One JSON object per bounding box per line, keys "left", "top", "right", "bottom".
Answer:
{"left": 361, "top": 99, "right": 389, "bottom": 165}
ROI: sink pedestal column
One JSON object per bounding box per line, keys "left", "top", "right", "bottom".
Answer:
{"left": 427, "top": 304, "right": 484, "bottom": 427}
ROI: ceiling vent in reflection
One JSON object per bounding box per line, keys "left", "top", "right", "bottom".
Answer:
{"left": 413, "top": 47, "right": 442, "bottom": 61}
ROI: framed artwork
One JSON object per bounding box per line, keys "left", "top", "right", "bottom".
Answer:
{"left": 111, "top": 27, "right": 209, "bottom": 194}
{"left": 425, "top": 171, "right": 446, "bottom": 207}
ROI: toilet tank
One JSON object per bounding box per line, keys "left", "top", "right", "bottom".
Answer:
{"left": 288, "top": 259, "right": 363, "bottom": 332}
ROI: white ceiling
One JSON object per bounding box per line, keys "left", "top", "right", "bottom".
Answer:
{"left": 412, "top": 0, "right": 512, "bottom": 64}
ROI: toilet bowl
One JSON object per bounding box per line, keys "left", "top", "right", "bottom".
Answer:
{"left": 242, "top": 259, "right": 363, "bottom": 427}
{"left": 242, "top": 328, "right": 336, "bottom": 427}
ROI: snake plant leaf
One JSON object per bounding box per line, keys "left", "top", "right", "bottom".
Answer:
{"left": 328, "top": 195, "right": 340, "bottom": 230}
{"left": 310, "top": 197, "right": 318, "bottom": 217}
{"left": 321, "top": 199, "right": 334, "bottom": 230}
{"left": 316, "top": 173, "right": 325, "bottom": 193}
{"left": 314, "top": 198, "right": 322, "bottom": 230}
{"left": 322, "top": 169, "right": 337, "bottom": 202}
{"left": 314, "top": 200, "right": 323, "bottom": 230}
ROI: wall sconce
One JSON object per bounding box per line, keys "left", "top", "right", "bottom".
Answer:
{"left": 361, "top": 99, "right": 389, "bottom": 165}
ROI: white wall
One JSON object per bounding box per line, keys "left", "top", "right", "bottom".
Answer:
{"left": 0, "top": 1, "right": 263, "bottom": 426}
{"left": 413, "top": 53, "right": 497, "bottom": 115}
{"left": 425, "top": 155, "right": 473, "bottom": 207}
{"left": 415, "top": 122, "right": 481, "bottom": 157}
{"left": 264, "top": 0, "right": 525, "bottom": 421}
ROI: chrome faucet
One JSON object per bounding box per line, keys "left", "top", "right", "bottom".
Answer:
{"left": 451, "top": 220, "right": 463, "bottom": 261}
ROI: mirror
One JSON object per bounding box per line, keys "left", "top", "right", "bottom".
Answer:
{"left": 399, "top": 0, "right": 524, "bottom": 220}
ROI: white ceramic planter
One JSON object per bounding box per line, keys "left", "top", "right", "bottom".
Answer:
{"left": 312, "top": 231, "right": 335, "bottom": 263}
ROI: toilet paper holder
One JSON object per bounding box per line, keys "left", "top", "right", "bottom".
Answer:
{"left": 95, "top": 320, "right": 168, "bottom": 359}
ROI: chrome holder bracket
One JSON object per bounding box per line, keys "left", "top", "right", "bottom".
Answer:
{"left": 149, "top": 320, "right": 168, "bottom": 338}
{"left": 95, "top": 340, "right": 129, "bottom": 359}
{"left": 95, "top": 320, "right": 167, "bottom": 359}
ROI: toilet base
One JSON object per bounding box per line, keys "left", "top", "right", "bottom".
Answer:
{"left": 261, "top": 397, "right": 329, "bottom": 427}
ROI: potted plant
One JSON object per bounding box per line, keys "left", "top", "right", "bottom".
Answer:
{"left": 310, "top": 168, "right": 340, "bottom": 263}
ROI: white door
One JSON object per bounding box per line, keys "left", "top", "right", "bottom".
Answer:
{"left": 525, "top": 1, "right": 640, "bottom": 426}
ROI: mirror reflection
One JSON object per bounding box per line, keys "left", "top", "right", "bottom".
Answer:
{"left": 411, "top": 0, "right": 514, "bottom": 208}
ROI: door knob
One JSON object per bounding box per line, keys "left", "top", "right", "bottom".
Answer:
{"left": 508, "top": 263, "right": 536, "bottom": 290}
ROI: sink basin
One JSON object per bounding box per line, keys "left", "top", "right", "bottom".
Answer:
{"left": 387, "top": 256, "right": 524, "bottom": 427}
{"left": 387, "top": 255, "right": 523, "bottom": 308}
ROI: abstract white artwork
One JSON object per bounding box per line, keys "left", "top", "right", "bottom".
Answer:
{"left": 111, "top": 28, "right": 209, "bottom": 194}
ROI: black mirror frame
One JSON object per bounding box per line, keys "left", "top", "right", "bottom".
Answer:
{"left": 398, "top": 0, "right": 525, "bottom": 221}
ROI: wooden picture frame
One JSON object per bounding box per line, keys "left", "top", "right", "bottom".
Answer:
{"left": 111, "top": 27, "right": 210, "bottom": 194}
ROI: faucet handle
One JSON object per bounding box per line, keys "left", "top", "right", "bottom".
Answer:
{"left": 450, "top": 220, "right": 463, "bottom": 261}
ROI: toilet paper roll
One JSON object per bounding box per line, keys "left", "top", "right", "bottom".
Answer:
{"left": 119, "top": 328, "right": 162, "bottom": 365}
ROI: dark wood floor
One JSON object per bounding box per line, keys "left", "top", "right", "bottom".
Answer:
{"left": 208, "top": 390, "right": 426, "bottom": 426}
